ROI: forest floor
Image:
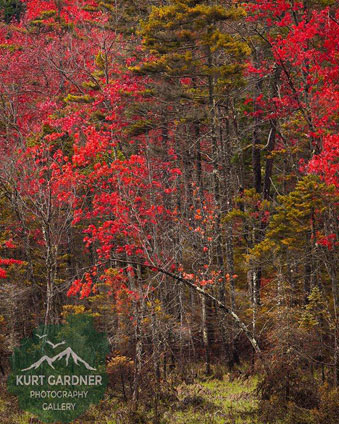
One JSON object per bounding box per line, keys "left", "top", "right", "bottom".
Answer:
{"left": 159, "top": 375, "right": 259, "bottom": 424}
{"left": 0, "top": 373, "right": 260, "bottom": 424}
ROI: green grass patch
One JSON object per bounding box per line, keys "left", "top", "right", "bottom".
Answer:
{"left": 0, "top": 374, "right": 261, "bottom": 424}
{"left": 164, "top": 375, "right": 259, "bottom": 424}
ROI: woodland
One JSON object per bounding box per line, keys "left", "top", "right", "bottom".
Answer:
{"left": 0, "top": 1, "right": 338, "bottom": 423}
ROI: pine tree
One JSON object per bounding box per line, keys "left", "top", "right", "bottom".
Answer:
{"left": 131, "top": 0, "right": 252, "bottom": 371}
{"left": 0, "top": 0, "right": 24, "bottom": 23}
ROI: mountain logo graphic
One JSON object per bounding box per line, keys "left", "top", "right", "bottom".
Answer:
{"left": 7, "top": 314, "right": 109, "bottom": 424}
{"left": 22, "top": 346, "right": 96, "bottom": 371}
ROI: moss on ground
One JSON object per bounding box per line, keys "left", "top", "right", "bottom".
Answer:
{"left": 0, "top": 373, "right": 260, "bottom": 424}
